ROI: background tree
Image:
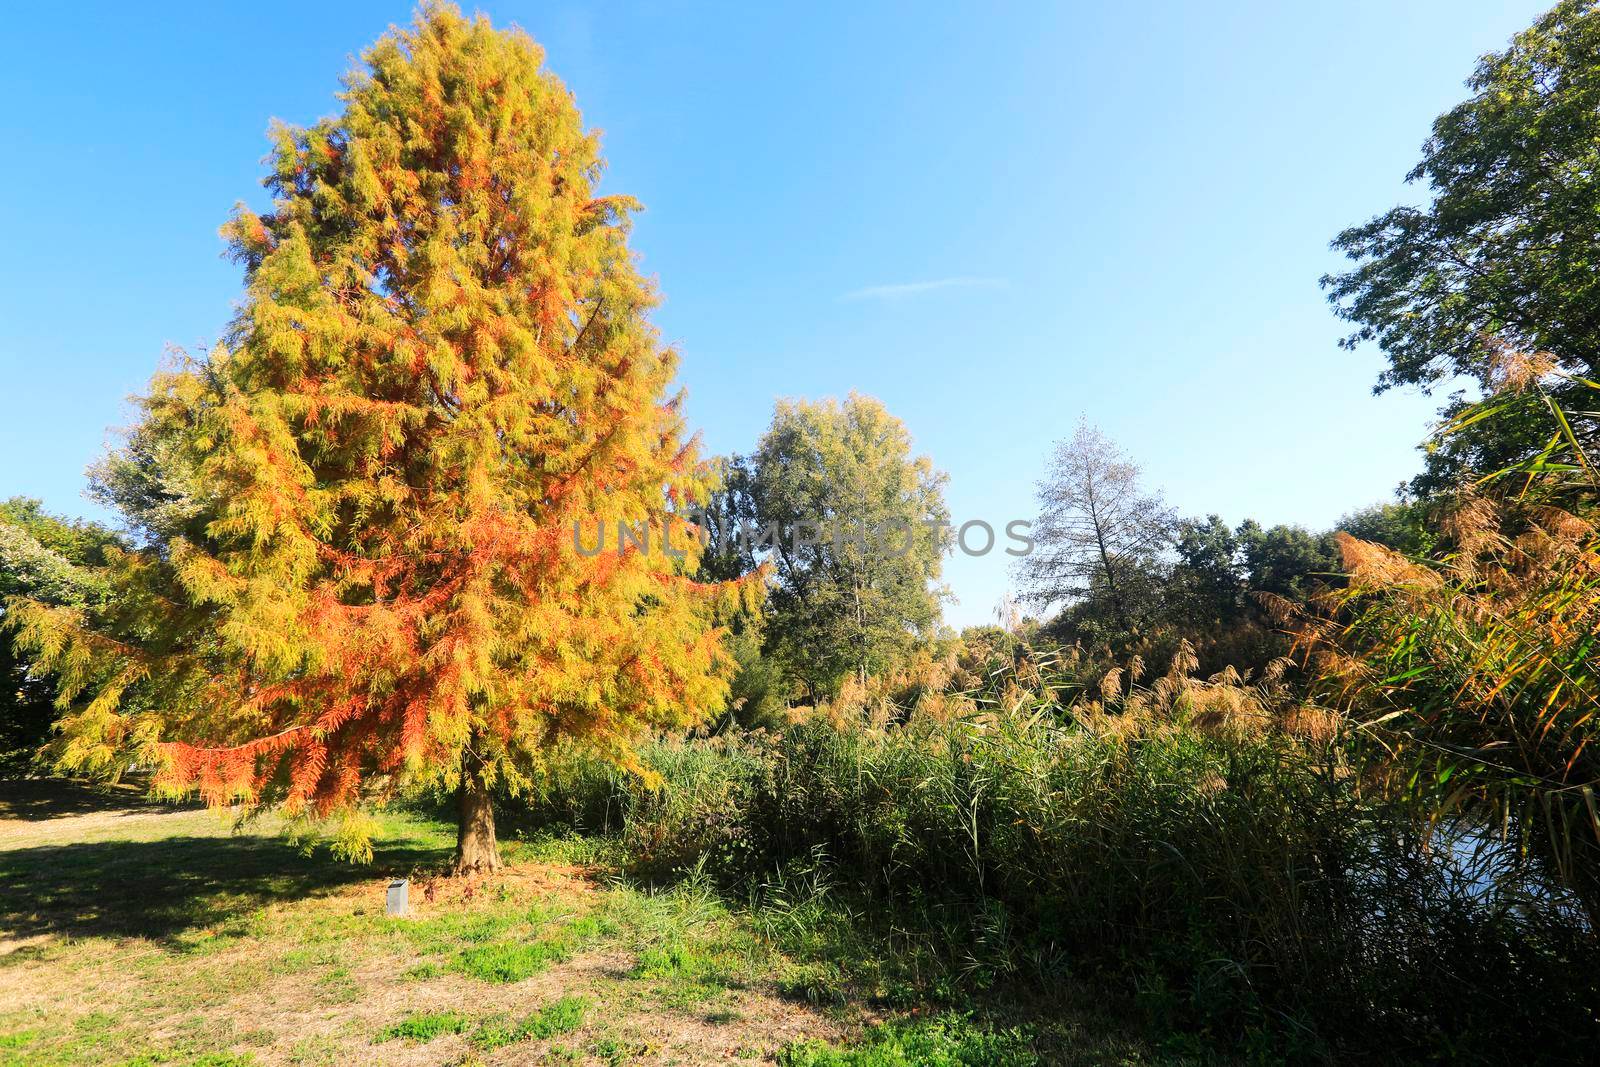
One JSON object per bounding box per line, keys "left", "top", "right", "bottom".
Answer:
{"left": 1016, "top": 420, "right": 1174, "bottom": 641}
{"left": 1169, "top": 514, "right": 1246, "bottom": 626}
{"left": 735, "top": 394, "right": 948, "bottom": 701}
{"left": 1337, "top": 500, "right": 1434, "bottom": 556}
{"left": 1158, "top": 514, "right": 1340, "bottom": 674}
{"left": 0, "top": 499, "right": 121, "bottom": 773}
{"left": 10, "top": 3, "right": 744, "bottom": 873}
{"left": 1235, "top": 521, "right": 1338, "bottom": 601}
{"left": 688, "top": 457, "right": 784, "bottom": 730}
{"left": 1324, "top": 0, "right": 1600, "bottom": 493}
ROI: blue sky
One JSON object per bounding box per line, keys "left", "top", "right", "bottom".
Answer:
{"left": 0, "top": 1, "right": 1549, "bottom": 626}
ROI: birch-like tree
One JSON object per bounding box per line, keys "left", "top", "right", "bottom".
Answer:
{"left": 1016, "top": 420, "right": 1173, "bottom": 632}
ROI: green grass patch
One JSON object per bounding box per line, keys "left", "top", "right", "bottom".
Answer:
{"left": 470, "top": 995, "right": 590, "bottom": 1050}
{"left": 453, "top": 938, "right": 570, "bottom": 982}
{"left": 441, "top": 910, "right": 612, "bottom": 983}
{"left": 590, "top": 1036, "right": 651, "bottom": 1066}
{"left": 589, "top": 879, "right": 775, "bottom": 1010}
{"left": 629, "top": 937, "right": 741, "bottom": 1006}
{"left": 0, "top": 1009, "right": 264, "bottom": 1067}
{"left": 405, "top": 908, "right": 528, "bottom": 954}
{"left": 779, "top": 1014, "right": 1037, "bottom": 1067}
{"left": 315, "top": 965, "right": 360, "bottom": 1004}
{"left": 376, "top": 1011, "right": 470, "bottom": 1043}
{"left": 631, "top": 939, "right": 705, "bottom": 979}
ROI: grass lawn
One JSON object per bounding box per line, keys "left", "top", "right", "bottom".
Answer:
{"left": 0, "top": 779, "right": 1184, "bottom": 1066}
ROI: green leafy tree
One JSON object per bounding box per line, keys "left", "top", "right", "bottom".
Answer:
{"left": 1337, "top": 500, "right": 1434, "bottom": 556}
{"left": 1235, "top": 521, "right": 1339, "bottom": 601}
{"left": 1170, "top": 515, "right": 1245, "bottom": 623}
{"left": 688, "top": 458, "right": 783, "bottom": 729}
{"left": 735, "top": 394, "right": 948, "bottom": 701}
{"left": 1161, "top": 514, "right": 1339, "bottom": 675}
{"left": 1324, "top": 0, "right": 1600, "bottom": 493}
{"left": 0, "top": 500, "right": 121, "bottom": 772}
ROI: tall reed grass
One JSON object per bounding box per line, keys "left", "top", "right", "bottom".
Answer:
{"left": 511, "top": 651, "right": 1599, "bottom": 1060}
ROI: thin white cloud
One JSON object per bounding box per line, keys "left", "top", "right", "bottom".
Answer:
{"left": 842, "top": 276, "right": 1006, "bottom": 301}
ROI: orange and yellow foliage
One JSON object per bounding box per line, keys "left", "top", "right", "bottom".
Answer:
{"left": 9, "top": 3, "right": 755, "bottom": 837}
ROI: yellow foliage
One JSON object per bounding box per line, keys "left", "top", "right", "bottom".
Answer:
{"left": 13, "top": 4, "right": 750, "bottom": 843}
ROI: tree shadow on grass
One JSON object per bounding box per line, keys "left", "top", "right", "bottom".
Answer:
{"left": 0, "top": 831, "right": 448, "bottom": 944}
{"left": 0, "top": 776, "right": 180, "bottom": 820}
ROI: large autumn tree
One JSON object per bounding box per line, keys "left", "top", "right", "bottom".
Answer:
{"left": 10, "top": 3, "right": 745, "bottom": 873}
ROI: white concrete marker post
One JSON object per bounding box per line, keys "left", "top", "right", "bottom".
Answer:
{"left": 386, "top": 878, "right": 409, "bottom": 917}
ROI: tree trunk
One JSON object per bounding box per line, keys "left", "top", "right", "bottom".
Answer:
{"left": 451, "top": 742, "right": 501, "bottom": 876}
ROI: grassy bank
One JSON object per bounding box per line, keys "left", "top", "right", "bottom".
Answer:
{"left": 0, "top": 779, "right": 1177, "bottom": 1066}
